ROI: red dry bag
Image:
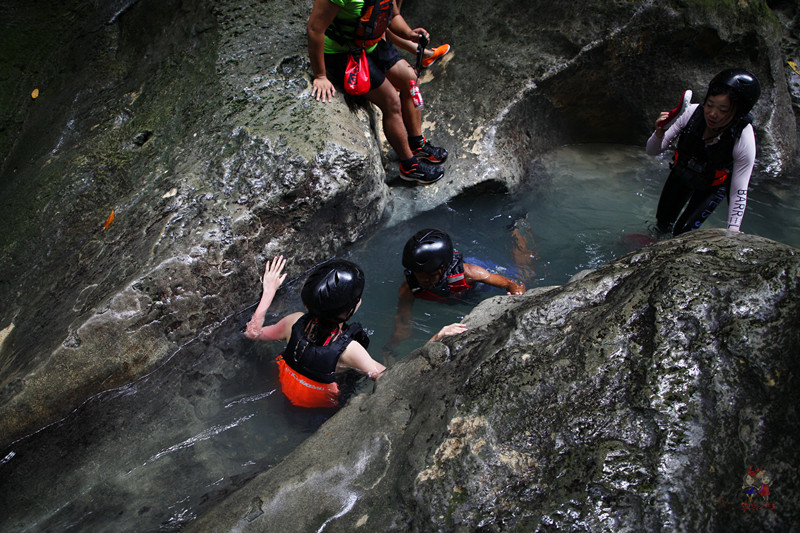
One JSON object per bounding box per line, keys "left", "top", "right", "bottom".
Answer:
{"left": 345, "top": 48, "right": 370, "bottom": 95}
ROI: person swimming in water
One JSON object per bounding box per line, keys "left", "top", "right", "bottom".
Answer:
{"left": 245, "top": 256, "right": 384, "bottom": 409}
{"left": 386, "top": 228, "right": 525, "bottom": 350}
{"left": 246, "top": 255, "right": 465, "bottom": 408}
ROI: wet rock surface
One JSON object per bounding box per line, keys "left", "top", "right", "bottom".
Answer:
{"left": 0, "top": 0, "right": 388, "bottom": 446}
{"left": 395, "top": 0, "right": 798, "bottom": 211}
{"left": 190, "top": 230, "right": 800, "bottom": 532}
{"left": 0, "top": 0, "right": 798, "bottom": 524}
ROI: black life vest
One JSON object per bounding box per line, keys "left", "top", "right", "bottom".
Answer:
{"left": 325, "top": 0, "right": 394, "bottom": 49}
{"left": 671, "top": 106, "right": 751, "bottom": 190}
{"left": 405, "top": 252, "right": 473, "bottom": 302}
{"left": 282, "top": 314, "right": 370, "bottom": 384}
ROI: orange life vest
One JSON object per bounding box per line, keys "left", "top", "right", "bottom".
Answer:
{"left": 276, "top": 314, "right": 370, "bottom": 408}
{"left": 276, "top": 356, "right": 340, "bottom": 409}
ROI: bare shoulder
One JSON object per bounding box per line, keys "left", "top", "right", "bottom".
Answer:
{"left": 274, "top": 312, "right": 304, "bottom": 340}
{"left": 463, "top": 262, "right": 491, "bottom": 282}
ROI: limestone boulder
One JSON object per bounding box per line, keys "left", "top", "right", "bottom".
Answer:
{"left": 190, "top": 230, "right": 800, "bottom": 532}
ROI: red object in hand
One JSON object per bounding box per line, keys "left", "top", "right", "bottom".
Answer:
{"left": 657, "top": 90, "right": 692, "bottom": 129}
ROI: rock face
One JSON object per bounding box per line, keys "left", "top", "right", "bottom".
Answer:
{"left": 0, "top": 0, "right": 388, "bottom": 447}
{"left": 0, "top": 0, "right": 798, "bottom": 454}
{"left": 398, "top": 0, "right": 798, "bottom": 206}
{"left": 189, "top": 230, "right": 800, "bottom": 532}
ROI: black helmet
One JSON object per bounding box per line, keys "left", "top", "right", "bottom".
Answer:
{"left": 301, "top": 260, "right": 365, "bottom": 321}
{"left": 706, "top": 68, "right": 761, "bottom": 115}
{"left": 402, "top": 228, "right": 453, "bottom": 273}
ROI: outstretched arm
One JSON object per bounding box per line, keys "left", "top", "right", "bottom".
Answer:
{"left": 338, "top": 341, "right": 386, "bottom": 380}
{"left": 464, "top": 263, "right": 526, "bottom": 295}
{"left": 385, "top": 282, "right": 416, "bottom": 350}
{"left": 245, "top": 256, "right": 298, "bottom": 342}
{"left": 429, "top": 322, "right": 467, "bottom": 342}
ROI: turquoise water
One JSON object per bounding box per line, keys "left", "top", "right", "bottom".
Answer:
{"left": 2, "top": 145, "right": 798, "bottom": 531}
{"left": 348, "top": 144, "right": 800, "bottom": 355}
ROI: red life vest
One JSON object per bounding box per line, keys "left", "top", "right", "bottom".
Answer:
{"left": 405, "top": 252, "right": 473, "bottom": 303}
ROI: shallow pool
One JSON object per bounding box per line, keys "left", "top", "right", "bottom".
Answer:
{"left": 348, "top": 144, "right": 800, "bottom": 354}
{"left": 1, "top": 144, "right": 798, "bottom": 531}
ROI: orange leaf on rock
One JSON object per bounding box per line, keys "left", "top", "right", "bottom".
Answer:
{"left": 102, "top": 210, "right": 115, "bottom": 230}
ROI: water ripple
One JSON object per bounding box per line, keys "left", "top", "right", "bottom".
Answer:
{"left": 224, "top": 389, "right": 276, "bottom": 409}
{"left": 144, "top": 414, "right": 255, "bottom": 465}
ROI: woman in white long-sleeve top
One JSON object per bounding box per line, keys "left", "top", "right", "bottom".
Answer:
{"left": 646, "top": 69, "right": 760, "bottom": 236}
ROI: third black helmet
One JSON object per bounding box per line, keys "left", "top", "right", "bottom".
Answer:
{"left": 706, "top": 68, "right": 761, "bottom": 116}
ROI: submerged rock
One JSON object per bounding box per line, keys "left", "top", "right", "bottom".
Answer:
{"left": 190, "top": 230, "right": 800, "bottom": 532}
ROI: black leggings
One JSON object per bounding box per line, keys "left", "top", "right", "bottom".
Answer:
{"left": 656, "top": 170, "right": 728, "bottom": 236}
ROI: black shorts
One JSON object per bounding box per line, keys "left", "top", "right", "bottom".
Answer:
{"left": 324, "top": 39, "right": 405, "bottom": 93}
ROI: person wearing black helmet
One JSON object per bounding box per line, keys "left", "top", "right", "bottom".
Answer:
{"left": 245, "top": 256, "right": 385, "bottom": 409}
{"left": 387, "top": 228, "right": 526, "bottom": 349}
{"left": 646, "top": 68, "right": 760, "bottom": 235}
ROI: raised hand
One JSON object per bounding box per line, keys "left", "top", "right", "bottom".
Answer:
{"left": 246, "top": 255, "right": 288, "bottom": 340}
{"left": 261, "top": 255, "right": 287, "bottom": 295}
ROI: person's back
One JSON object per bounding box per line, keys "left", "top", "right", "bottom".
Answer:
{"left": 245, "top": 257, "right": 384, "bottom": 409}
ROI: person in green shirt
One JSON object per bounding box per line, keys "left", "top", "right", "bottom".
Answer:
{"left": 307, "top": 0, "right": 448, "bottom": 185}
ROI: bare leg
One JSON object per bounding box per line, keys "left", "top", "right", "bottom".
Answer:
{"left": 366, "top": 78, "right": 413, "bottom": 160}
{"left": 385, "top": 59, "right": 422, "bottom": 138}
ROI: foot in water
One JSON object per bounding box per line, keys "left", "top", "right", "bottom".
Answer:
{"left": 622, "top": 222, "right": 673, "bottom": 251}
{"left": 657, "top": 90, "right": 692, "bottom": 129}
{"left": 621, "top": 233, "right": 656, "bottom": 251}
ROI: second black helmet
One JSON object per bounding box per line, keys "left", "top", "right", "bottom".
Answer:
{"left": 301, "top": 260, "right": 365, "bottom": 321}
{"left": 402, "top": 228, "right": 454, "bottom": 273}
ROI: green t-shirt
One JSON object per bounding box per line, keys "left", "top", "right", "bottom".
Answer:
{"left": 324, "top": 0, "right": 381, "bottom": 54}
